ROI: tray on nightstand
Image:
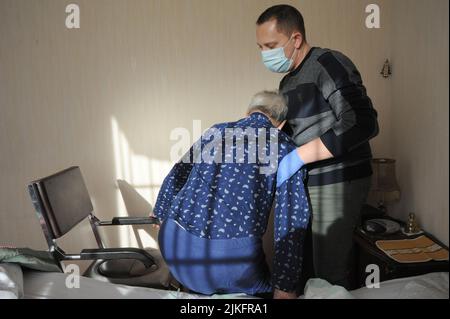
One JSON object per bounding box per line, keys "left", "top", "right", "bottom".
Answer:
{"left": 353, "top": 224, "right": 449, "bottom": 288}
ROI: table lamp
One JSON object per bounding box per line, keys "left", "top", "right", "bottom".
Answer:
{"left": 370, "top": 158, "right": 401, "bottom": 214}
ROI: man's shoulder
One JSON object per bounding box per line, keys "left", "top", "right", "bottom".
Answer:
{"left": 309, "top": 48, "right": 362, "bottom": 93}
{"left": 279, "top": 47, "right": 342, "bottom": 88}
{"left": 311, "top": 47, "right": 353, "bottom": 63}
{"left": 314, "top": 48, "right": 359, "bottom": 77}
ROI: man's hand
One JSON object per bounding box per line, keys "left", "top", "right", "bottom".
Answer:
{"left": 273, "top": 289, "right": 297, "bottom": 299}
{"left": 276, "top": 149, "right": 305, "bottom": 187}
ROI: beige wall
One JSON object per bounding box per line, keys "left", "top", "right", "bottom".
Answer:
{"left": 0, "top": 0, "right": 446, "bottom": 256}
{"left": 388, "top": 0, "right": 449, "bottom": 246}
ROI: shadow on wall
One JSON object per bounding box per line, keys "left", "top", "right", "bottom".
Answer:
{"left": 111, "top": 116, "right": 172, "bottom": 249}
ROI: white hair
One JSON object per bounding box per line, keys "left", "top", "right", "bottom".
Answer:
{"left": 248, "top": 90, "right": 288, "bottom": 123}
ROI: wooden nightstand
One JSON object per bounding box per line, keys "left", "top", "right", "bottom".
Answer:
{"left": 353, "top": 218, "right": 449, "bottom": 288}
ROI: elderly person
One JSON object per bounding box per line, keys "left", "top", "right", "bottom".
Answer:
{"left": 153, "top": 91, "right": 311, "bottom": 298}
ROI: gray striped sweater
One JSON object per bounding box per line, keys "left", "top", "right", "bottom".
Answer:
{"left": 279, "top": 47, "right": 379, "bottom": 186}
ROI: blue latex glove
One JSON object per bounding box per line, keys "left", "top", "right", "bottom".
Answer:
{"left": 276, "top": 149, "right": 305, "bottom": 187}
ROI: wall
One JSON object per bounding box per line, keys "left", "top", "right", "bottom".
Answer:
{"left": 389, "top": 0, "right": 449, "bottom": 246}
{"left": 1, "top": 0, "right": 435, "bottom": 257}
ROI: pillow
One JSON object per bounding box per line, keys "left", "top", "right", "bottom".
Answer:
{"left": 0, "top": 248, "right": 61, "bottom": 272}
{"left": 0, "top": 263, "right": 24, "bottom": 299}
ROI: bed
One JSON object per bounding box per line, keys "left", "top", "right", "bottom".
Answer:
{"left": 1, "top": 263, "right": 448, "bottom": 299}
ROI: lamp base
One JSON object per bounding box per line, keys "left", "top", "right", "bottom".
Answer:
{"left": 376, "top": 203, "right": 387, "bottom": 215}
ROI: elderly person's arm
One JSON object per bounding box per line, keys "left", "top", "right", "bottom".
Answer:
{"left": 272, "top": 167, "right": 311, "bottom": 299}
{"left": 153, "top": 147, "right": 195, "bottom": 222}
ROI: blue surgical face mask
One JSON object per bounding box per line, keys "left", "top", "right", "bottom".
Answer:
{"left": 261, "top": 37, "right": 297, "bottom": 73}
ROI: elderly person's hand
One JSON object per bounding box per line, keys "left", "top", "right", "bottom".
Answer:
{"left": 149, "top": 213, "right": 161, "bottom": 230}
{"left": 273, "top": 289, "right": 298, "bottom": 299}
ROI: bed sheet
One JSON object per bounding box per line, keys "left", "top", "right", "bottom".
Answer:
{"left": 2, "top": 264, "right": 446, "bottom": 299}
{"left": 21, "top": 269, "right": 258, "bottom": 299}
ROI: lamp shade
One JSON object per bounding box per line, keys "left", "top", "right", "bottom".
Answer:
{"left": 370, "top": 158, "right": 401, "bottom": 203}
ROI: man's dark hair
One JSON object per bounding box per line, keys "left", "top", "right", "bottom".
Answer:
{"left": 256, "top": 5, "right": 306, "bottom": 40}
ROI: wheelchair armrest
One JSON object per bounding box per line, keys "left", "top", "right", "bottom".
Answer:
{"left": 80, "top": 248, "right": 155, "bottom": 268}
{"left": 97, "top": 216, "right": 160, "bottom": 226}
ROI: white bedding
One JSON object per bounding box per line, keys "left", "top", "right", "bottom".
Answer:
{"left": 1, "top": 263, "right": 448, "bottom": 299}
{"left": 302, "top": 272, "right": 449, "bottom": 299}
{"left": 351, "top": 272, "right": 449, "bottom": 299}
{"left": 21, "top": 269, "right": 257, "bottom": 299}
{"left": 0, "top": 264, "right": 24, "bottom": 299}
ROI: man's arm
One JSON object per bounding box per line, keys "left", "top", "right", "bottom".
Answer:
{"left": 314, "top": 51, "right": 379, "bottom": 159}
{"left": 297, "top": 137, "right": 334, "bottom": 165}
{"left": 276, "top": 137, "right": 334, "bottom": 181}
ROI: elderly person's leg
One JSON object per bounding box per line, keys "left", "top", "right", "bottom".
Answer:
{"left": 307, "top": 176, "right": 371, "bottom": 289}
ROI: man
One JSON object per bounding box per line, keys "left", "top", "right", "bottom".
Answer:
{"left": 153, "top": 91, "right": 311, "bottom": 298}
{"left": 256, "top": 5, "right": 379, "bottom": 292}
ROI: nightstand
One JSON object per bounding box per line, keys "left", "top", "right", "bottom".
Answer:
{"left": 353, "top": 218, "right": 449, "bottom": 288}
